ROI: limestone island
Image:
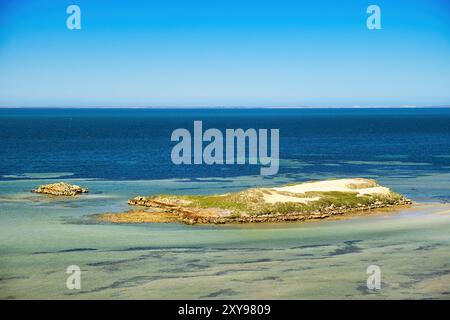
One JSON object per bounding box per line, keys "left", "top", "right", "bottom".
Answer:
{"left": 97, "top": 178, "right": 412, "bottom": 225}
{"left": 31, "top": 182, "right": 88, "bottom": 196}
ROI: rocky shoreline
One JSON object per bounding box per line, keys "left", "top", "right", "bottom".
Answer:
{"left": 97, "top": 178, "right": 413, "bottom": 225}
{"left": 121, "top": 197, "right": 411, "bottom": 225}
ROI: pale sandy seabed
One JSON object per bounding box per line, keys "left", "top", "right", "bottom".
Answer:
{"left": 0, "top": 176, "right": 449, "bottom": 299}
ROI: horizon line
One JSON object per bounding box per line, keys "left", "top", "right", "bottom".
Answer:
{"left": 1, "top": 105, "right": 450, "bottom": 109}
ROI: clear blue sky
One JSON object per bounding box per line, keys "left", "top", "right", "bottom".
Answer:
{"left": 0, "top": 0, "right": 449, "bottom": 107}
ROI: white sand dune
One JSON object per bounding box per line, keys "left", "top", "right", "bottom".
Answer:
{"left": 263, "top": 178, "right": 391, "bottom": 204}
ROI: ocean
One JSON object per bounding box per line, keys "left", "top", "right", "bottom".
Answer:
{"left": 0, "top": 108, "right": 449, "bottom": 299}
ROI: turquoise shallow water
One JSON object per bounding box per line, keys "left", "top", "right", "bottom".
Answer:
{"left": 1, "top": 173, "right": 450, "bottom": 299}
{"left": 1, "top": 108, "right": 449, "bottom": 299}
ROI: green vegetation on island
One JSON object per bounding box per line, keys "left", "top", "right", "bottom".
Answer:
{"left": 97, "top": 178, "right": 412, "bottom": 225}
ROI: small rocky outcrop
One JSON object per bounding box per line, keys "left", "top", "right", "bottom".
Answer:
{"left": 31, "top": 182, "right": 88, "bottom": 196}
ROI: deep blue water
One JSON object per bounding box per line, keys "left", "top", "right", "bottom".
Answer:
{"left": 1, "top": 108, "right": 449, "bottom": 181}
